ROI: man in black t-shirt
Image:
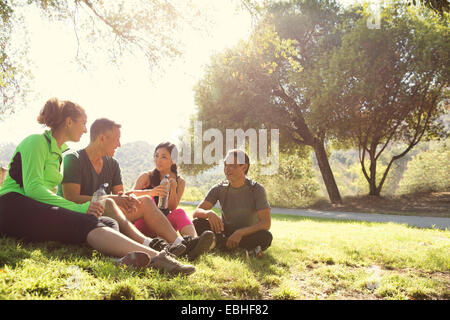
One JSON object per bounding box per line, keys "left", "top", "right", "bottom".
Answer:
{"left": 59, "top": 118, "right": 189, "bottom": 256}
{"left": 192, "top": 149, "right": 273, "bottom": 254}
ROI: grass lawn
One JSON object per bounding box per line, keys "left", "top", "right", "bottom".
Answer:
{"left": 0, "top": 204, "right": 448, "bottom": 300}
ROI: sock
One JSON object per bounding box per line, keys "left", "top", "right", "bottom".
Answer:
{"left": 143, "top": 237, "right": 152, "bottom": 247}
{"left": 173, "top": 237, "right": 183, "bottom": 246}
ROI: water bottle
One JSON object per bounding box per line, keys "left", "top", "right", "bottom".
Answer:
{"left": 158, "top": 174, "right": 170, "bottom": 209}
{"left": 92, "top": 183, "right": 109, "bottom": 206}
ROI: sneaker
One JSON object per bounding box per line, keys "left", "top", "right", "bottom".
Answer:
{"left": 114, "top": 251, "right": 151, "bottom": 269}
{"left": 146, "top": 237, "right": 186, "bottom": 257}
{"left": 245, "top": 245, "right": 263, "bottom": 260}
{"left": 148, "top": 250, "right": 196, "bottom": 275}
{"left": 166, "top": 242, "right": 187, "bottom": 257}
{"left": 147, "top": 237, "right": 169, "bottom": 251}
{"left": 183, "top": 230, "right": 215, "bottom": 261}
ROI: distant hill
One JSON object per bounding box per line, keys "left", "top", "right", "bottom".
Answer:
{"left": 114, "top": 141, "right": 156, "bottom": 189}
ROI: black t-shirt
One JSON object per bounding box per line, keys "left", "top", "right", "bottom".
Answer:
{"left": 205, "top": 178, "right": 270, "bottom": 230}
{"left": 59, "top": 149, "right": 122, "bottom": 196}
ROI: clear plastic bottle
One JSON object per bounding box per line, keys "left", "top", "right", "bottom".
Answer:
{"left": 158, "top": 174, "right": 170, "bottom": 209}
{"left": 92, "top": 183, "right": 109, "bottom": 206}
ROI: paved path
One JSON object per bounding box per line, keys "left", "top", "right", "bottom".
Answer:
{"left": 181, "top": 202, "right": 450, "bottom": 230}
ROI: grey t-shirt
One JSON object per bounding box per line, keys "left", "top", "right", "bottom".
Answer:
{"left": 204, "top": 178, "right": 270, "bottom": 230}
{"left": 59, "top": 149, "right": 122, "bottom": 196}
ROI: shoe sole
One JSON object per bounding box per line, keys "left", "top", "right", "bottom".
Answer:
{"left": 149, "top": 252, "right": 196, "bottom": 275}
{"left": 115, "top": 251, "right": 150, "bottom": 269}
{"left": 187, "top": 231, "right": 215, "bottom": 261}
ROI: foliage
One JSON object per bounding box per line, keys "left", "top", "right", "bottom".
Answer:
{"left": 191, "top": 0, "right": 350, "bottom": 203}
{"left": 250, "top": 152, "right": 320, "bottom": 207}
{"left": 397, "top": 138, "right": 450, "bottom": 194}
{"left": 408, "top": 0, "right": 450, "bottom": 16}
{"left": 306, "top": 2, "right": 449, "bottom": 196}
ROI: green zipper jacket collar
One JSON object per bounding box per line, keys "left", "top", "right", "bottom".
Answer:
{"left": 0, "top": 131, "right": 90, "bottom": 213}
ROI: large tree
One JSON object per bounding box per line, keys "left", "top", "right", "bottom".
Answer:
{"left": 193, "top": 0, "right": 351, "bottom": 204}
{"left": 306, "top": 3, "right": 449, "bottom": 196}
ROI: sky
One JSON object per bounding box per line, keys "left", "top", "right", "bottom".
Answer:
{"left": 0, "top": 0, "right": 362, "bottom": 150}
{"left": 0, "top": 1, "right": 254, "bottom": 149}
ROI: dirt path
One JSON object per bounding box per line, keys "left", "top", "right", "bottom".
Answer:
{"left": 181, "top": 192, "right": 450, "bottom": 230}
{"left": 269, "top": 207, "right": 450, "bottom": 230}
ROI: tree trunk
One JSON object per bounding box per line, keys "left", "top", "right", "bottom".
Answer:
{"left": 313, "top": 140, "right": 342, "bottom": 204}
{"left": 368, "top": 155, "right": 379, "bottom": 196}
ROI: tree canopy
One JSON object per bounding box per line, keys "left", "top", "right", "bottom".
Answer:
{"left": 410, "top": 0, "right": 449, "bottom": 16}
{"left": 191, "top": 0, "right": 448, "bottom": 201}
{"left": 307, "top": 3, "right": 449, "bottom": 195}
{"left": 192, "top": 0, "right": 348, "bottom": 203}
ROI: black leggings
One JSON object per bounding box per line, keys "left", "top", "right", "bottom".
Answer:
{"left": 193, "top": 218, "right": 273, "bottom": 251}
{"left": 0, "top": 192, "right": 118, "bottom": 244}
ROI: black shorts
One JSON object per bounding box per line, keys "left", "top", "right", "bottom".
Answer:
{"left": 0, "top": 192, "right": 118, "bottom": 244}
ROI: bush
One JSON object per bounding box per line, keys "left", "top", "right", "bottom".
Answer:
{"left": 397, "top": 139, "right": 450, "bottom": 195}
{"left": 251, "top": 152, "right": 319, "bottom": 208}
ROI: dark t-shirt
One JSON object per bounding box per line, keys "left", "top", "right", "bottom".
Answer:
{"left": 58, "top": 149, "right": 122, "bottom": 196}
{"left": 204, "top": 178, "right": 270, "bottom": 230}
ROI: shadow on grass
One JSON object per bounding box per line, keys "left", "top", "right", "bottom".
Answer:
{"left": 0, "top": 236, "right": 95, "bottom": 269}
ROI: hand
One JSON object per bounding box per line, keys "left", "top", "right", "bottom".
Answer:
{"left": 226, "top": 230, "right": 244, "bottom": 249}
{"left": 114, "top": 193, "right": 141, "bottom": 214}
{"left": 87, "top": 201, "right": 104, "bottom": 217}
{"left": 151, "top": 185, "right": 169, "bottom": 197}
{"left": 207, "top": 211, "right": 224, "bottom": 234}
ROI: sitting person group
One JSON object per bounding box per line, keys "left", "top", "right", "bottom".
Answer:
{"left": 0, "top": 97, "right": 273, "bottom": 276}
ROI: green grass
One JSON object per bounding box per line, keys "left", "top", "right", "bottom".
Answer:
{"left": 0, "top": 205, "right": 448, "bottom": 300}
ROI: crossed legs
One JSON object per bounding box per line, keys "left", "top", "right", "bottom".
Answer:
{"left": 121, "top": 196, "right": 180, "bottom": 244}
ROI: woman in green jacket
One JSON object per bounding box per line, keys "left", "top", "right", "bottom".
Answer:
{"left": 0, "top": 98, "right": 195, "bottom": 275}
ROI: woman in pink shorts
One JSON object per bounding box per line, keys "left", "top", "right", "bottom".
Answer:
{"left": 132, "top": 142, "right": 198, "bottom": 238}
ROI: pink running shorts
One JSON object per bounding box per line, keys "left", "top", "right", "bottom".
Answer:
{"left": 134, "top": 208, "right": 193, "bottom": 237}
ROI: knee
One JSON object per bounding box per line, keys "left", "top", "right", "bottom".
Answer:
{"left": 104, "top": 198, "right": 116, "bottom": 210}
{"left": 140, "top": 196, "right": 157, "bottom": 210}
{"left": 192, "top": 218, "right": 211, "bottom": 234}
{"left": 261, "top": 230, "right": 273, "bottom": 250}
{"left": 104, "top": 198, "right": 125, "bottom": 220}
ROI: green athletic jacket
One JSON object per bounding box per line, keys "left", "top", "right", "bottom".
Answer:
{"left": 0, "top": 130, "right": 90, "bottom": 213}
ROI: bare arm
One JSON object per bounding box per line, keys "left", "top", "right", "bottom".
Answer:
{"left": 226, "top": 208, "right": 271, "bottom": 249}
{"left": 168, "top": 177, "right": 185, "bottom": 211}
{"left": 193, "top": 200, "right": 224, "bottom": 233}
{"left": 237, "top": 208, "right": 271, "bottom": 235}
{"left": 61, "top": 183, "right": 92, "bottom": 204}
{"left": 192, "top": 199, "right": 214, "bottom": 219}
{"left": 127, "top": 172, "right": 161, "bottom": 197}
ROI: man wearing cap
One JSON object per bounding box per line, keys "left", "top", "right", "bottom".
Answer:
{"left": 192, "top": 149, "right": 273, "bottom": 255}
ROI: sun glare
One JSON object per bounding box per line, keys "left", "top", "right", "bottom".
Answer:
{"left": 0, "top": 1, "right": 252, "bottom": 149}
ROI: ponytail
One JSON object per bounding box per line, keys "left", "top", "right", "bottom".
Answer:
{"left": 37, "top": 97, "right": 85, "bottom": 130}
{"left": 170, "top": 164, "right": 178, "bottom": 177}
{"left": 37, "top": 98, "right": 63, "bottom": 129}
